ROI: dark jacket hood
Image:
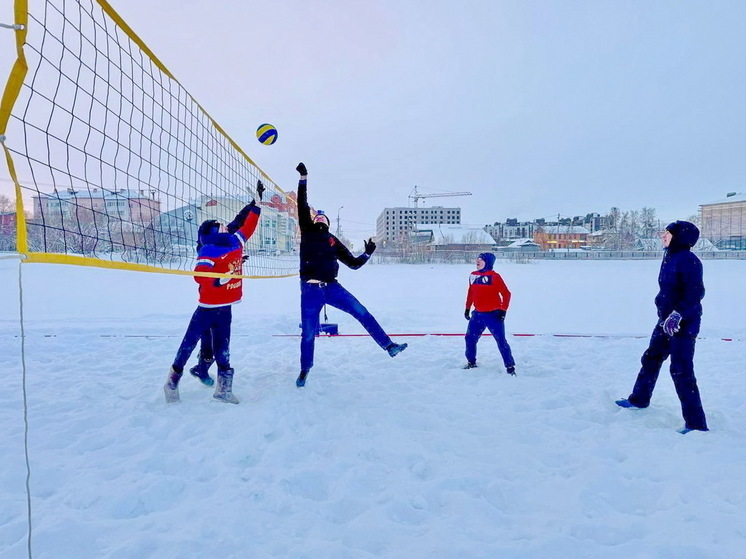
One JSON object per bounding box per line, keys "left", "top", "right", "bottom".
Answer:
{"left": 666, "top": 221, "right": 699, "bottom": 252}
{"left": 478, "top": 252, "right": 496, "bottom": 271}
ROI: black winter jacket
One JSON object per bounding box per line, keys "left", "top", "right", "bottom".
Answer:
{"left": 297, "top": 180, "right": 369, "bottom": 283}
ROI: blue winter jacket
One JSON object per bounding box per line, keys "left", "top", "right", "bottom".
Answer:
{"left": 654, "top": 221, "right": 704, "bottom": 335}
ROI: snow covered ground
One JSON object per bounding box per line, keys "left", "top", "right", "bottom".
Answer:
{"left": 1, "top": 255, "right": 745, "bottom": 559}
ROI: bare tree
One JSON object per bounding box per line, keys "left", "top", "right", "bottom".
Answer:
{"left": 640, "top": 207, "right": 658, "bottom": 238}
{"left": 0, "top": 194, "right": 13, "bottom": 213}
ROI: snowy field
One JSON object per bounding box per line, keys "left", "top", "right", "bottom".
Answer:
{"left": 1, "top": 255, "right": 745, "bottom": 559}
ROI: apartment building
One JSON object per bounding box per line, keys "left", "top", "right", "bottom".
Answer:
{"left": 376, "top": 206, "right": 461, "bottom": 245}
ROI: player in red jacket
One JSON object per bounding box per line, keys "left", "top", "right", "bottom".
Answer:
{"left": 463, "top": 252, "right": 516, "bottom": 374}
{"left": 164, "top": 184, "right": 263, "bottom": 404}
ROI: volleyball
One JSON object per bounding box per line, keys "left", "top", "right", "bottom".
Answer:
{"left": 256, "top": 123, "right": 278, "bottom": 145}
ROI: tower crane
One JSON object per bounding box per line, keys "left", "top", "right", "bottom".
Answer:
{"left": 408, "top": 185, "right": 472, "bottom": 208}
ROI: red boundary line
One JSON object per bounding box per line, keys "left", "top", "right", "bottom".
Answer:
{"left": 6, "top": 334, "right": 738, "bottom": 342}
{"left": 271, "top": 333, "right": 737, "bottom": 342}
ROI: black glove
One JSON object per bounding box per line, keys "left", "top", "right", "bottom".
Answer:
{"left": 296, "top": 162, "right": 307, "bottom": 176}
{"left": 496, "top": 310, "right": 506, "bottom": 321}
{"left": 464, "top": 309, "right": 471, "bottom": 320}
{"left": 363, "top": 238, "right": 376, "bottom": 255}
{"left": 256, "top": 180, "right": 265, "bottom": 201}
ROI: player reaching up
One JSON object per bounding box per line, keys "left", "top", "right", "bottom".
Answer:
{"left": 294, "top": 162, "right": 407, "bottom": 387}
{"left": 163, "top": 182, "right": 264, "bottom": 404}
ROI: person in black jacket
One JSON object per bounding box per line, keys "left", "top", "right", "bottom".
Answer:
{"left": 294, "top": 162, "right": 407, "bottom": 387}
{"left": 616, "top": 220, "right": 708, "bottom": 433}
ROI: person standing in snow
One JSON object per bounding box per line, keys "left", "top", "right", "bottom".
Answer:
{"left": 463, "top": 252, "right": 516, "bottom": 374}
{"left": 163, "top": 183, "right": 263, "bottom": 404}
{"left": 616, "top": 220, "right": 708, "bottom": 434}
{"left": 294, "top": 162, "right": 407, "bottom": 387}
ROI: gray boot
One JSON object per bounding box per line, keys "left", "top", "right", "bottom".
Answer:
{"left": 163, "top": 366, "right": 183, "bottom": 404}
{"left": 213, "top": 368, "right": 239, "bottom": 404}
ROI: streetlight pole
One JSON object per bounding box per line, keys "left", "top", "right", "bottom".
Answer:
{"left": 336, "top": 206, "right": 343, "bottom": 237}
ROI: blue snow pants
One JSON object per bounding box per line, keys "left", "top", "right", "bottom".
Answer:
{"left": 628, "top": 322, "right": 707, "bottom": 431}
{"left": 173, "top": 306, "right": 232, "bottom": 372}
{"left": 465, "top": 310, "right": 515, "bottom": 368}
{"left": 300, "top": 281, "right": 392, "bottom": 372}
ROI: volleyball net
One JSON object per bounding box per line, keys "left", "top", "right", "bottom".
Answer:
{"left": 0, "top": 0, "right": 298, "bottom": 278}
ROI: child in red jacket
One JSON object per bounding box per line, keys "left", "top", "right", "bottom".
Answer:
{"left": 463, "top": 252, "right": 516, "bottom": 374}
{"left": 164, "top": 185, "right": 262, "bottom": 404}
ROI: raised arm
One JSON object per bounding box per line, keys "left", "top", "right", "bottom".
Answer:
{"left": 227, "top": 180, "right": 265, "bottom": 234}
{"left": 295, "top": 162, "right": 313, "bottom": 231}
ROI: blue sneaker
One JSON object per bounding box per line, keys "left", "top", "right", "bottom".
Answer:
{"left": 386, "top": 342, "right": 408, "bottom": 357}
{"left": 678, "top": 426, "right": 708, "bottom": 434}
{"left": 296, "top": 370, "right": 309, "bottom": 388}
{"left": 615, "top": 398, "right": 641, "bottom": 409}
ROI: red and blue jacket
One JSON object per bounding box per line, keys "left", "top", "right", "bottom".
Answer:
{"left": 194, "top": 205, "right": 260, "bottom": 307}
{"left": 465, "top": 269, "right": 512, "bottom": 313}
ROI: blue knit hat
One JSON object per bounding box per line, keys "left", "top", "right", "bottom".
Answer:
{"left": 666, "top": 221, "right": 699, "bottom": 250}
{"left": 478, "top": 252, "right": 496, "bottom": 271}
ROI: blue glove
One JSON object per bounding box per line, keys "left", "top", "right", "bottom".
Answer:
{"left": 495, "top": 310, "right": 506, "bottom": 321}
{"left": 464, "top": 309, "right": 470, "bottom": 320}
{"left": 662, "top": 311, "right": 682, "bottom": 336}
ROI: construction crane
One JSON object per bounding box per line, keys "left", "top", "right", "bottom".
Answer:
{"left": 408, "top": 185, "right": 472, "bottom": 208}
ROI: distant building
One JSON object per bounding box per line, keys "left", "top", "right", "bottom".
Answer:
{"left": 32, "top": 187, "right": 161, "bottom": 225}
{"left": 484, "top": 219, "right": 537, "bottom": 246}
{"left": 377, "top": 206, "right": 461, "bottom": 246}
{"left": 585, "top": 229, "right": 607, "bottom": 249}
{"left": 157, "top": 195, "right": 297, "bottom": 253}
{"left": 700, "top": 192, "right": 745, "bottom": 250}
{"left": 0, "top": 212, "right": 14, "bottom": 230}
{"left": 412, "top": 224, "right": 495, "bottom": 251}
{"left": 534, "top": 225, "right": 590, "bottom": 250}
{"left": 502, "top": 238, "right": 541, "bottom": 252}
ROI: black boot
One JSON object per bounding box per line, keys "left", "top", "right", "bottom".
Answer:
{"left": 213, "top": 368, "right": 239, "bottom": 404}
{"left": 163, "top": 366, "right": 183, "bottom": 404}
{"left": 190, "top": 358, "right": 215, "bottom": 387}
{"left": 296, "top": 369, "right": 309, "bottom": 388}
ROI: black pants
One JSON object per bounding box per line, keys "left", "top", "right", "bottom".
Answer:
{"left": 629, "top": 322, "right": 707, "bottom": 430}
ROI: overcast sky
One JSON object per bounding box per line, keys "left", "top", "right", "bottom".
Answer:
{"left": 3, "top": 1, "right": 746, "bottom": 239}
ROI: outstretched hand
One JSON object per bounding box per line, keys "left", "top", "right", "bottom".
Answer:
{"left": 296, "top": 162, "right": 308, "bottom": 176}
{"left": 363, "top": 238, "right": 376, "bottom": 255}
{"left": 256, "top": 180, "right": 265, "bottom": 201}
